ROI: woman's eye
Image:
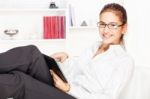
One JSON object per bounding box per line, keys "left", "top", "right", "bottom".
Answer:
{"left": 110, "top": 24, "right": 117, "bottom": 26}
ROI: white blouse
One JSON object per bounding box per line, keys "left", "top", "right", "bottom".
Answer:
{"left": 61, "top": 41, "right": 134, "bottom": 99}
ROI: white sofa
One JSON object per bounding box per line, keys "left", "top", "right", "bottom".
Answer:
{"left": 119, "top": 66, "right": 150, "bottom": 99}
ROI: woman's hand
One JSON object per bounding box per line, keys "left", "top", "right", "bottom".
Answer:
{"left": 51, "top": 52, "right": 69, "bottom": 63}
{"left": 50, "top": 70, "right": 70, "bottom": 92}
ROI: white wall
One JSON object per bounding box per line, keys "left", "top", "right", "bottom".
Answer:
{"left": 124, "top": 0, "right": 150, "bottom": 67}
{"left": 68, "top": 0, "right": 124, "bottom": 27}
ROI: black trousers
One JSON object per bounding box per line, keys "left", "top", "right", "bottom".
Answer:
{"left": 0, "top": 45, "right": 75, "bottom": 99}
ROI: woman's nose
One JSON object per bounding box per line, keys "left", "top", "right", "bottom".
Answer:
{"left": 103, "top": 25, "right": 110, "bottom": 33}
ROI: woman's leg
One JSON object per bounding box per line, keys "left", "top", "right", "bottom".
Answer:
{"left": 0, "top": 71, "right": 76, "bottom": 99}
{"left": 0, "top": 73, "right": 24, "bottom": 99}
{"left": 0, "top": 45, "right": 53, "bottom": 85}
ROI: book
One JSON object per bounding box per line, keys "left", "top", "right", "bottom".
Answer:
{"left": 43, "top": 16, "right": 66, "bottom": 39}
{"left": 43, "top": 54, "right": 68, "bottom": 83}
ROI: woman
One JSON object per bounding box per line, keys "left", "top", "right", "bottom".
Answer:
{"left": 50, "top": 3, "right": 134, "bottom": 99}
{"left": 0, "top": 3, "right": 133, "bottom": 99}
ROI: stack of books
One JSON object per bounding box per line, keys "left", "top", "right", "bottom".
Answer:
{"left": 43, "top": 16, "right": 66, "bottom": 39}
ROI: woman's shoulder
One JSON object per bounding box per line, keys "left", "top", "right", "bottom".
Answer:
{"left": 110, "top": 44, "right": 134, "bottom": 64}
{"left": 118, "top": 49, "right": 134, "bottom": 68}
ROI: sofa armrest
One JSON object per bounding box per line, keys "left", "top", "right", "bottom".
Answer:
{"left": 119, "top": 66, "right": 150, "bottom": 99}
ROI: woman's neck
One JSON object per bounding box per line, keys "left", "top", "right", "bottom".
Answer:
{"left": 99, "top": 43, "right": 109, "bottom": 51}
{"left": 93, "top": 43, "right": 109, "bottom": 58}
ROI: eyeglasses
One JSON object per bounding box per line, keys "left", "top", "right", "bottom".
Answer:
{"left": 97, "top": 22, "right": 124, "bottom": 29}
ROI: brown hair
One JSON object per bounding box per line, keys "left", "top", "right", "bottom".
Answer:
{"left": 100, "top": 3, "right": 127, "bottom": 25}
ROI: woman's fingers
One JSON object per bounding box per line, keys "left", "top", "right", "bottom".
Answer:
{"left": 50, "top": 70, "right": 70, "bottom": 92}
{"left": 60, "top": 56, "right": 67, "bottom": 63}
{"left": 50, "top": 52, "right": 68, "bottom": 63}
{"left": 50, "top": 70, "right": 61, "bottom": 81}
{"left": 50, "top": 70, "right": 58, "bottom": 86}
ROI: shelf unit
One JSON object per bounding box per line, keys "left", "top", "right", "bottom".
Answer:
{"left": 0, "top": 1, "right": 69, "bottom": 54}
{"left": 0, "top": 0, "right": 99, "bottom": 56}
{"left": 0, "top": 8, "right": 68, "bottom": 39}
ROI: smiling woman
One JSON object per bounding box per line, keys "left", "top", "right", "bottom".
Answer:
{"left": 50, "top": 3, "right": 134, "bottom": 99}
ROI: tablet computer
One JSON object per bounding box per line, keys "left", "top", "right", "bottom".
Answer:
{"left": 43, "top": 54, "right": 67, "bottom": 83}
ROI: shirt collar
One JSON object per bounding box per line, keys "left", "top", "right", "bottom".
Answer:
{"left": 97, "top": 41, "right": 126, "bottom": 55}
{"left": 109, "top": 44, "right": 126, "bottom": 57}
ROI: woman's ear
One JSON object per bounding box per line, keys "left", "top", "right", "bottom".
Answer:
{"left": 122, "top": 24, "right": 128, "bottom": 35}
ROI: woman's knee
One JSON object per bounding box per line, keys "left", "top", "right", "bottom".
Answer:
{"left": 25, "top": 45, "right": 39, "bottom": 52}
{"left": 23, "top": 45, "right": 42, "bottom": 57}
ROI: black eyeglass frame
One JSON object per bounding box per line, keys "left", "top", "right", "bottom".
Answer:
{"left": 97, "top": 22, "right": 124, "bottom": 29}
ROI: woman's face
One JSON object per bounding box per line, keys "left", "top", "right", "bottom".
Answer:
{"left": 99, "top": 11, "right": 127, "bottom": 45}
